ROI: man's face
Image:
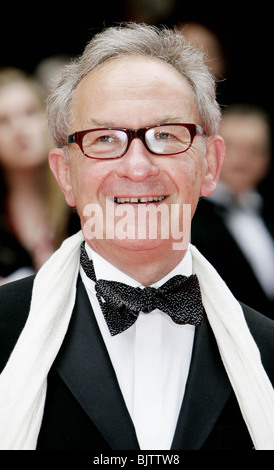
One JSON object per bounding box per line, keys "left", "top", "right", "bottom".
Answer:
{"left": 51, "top": 56, "right": 222, "bottom": 257}
{"left": 0, "top": 82, "right": 49, "bottom": 170}
{"left": 219, "top": 114, "right": 271, "bottom": 193}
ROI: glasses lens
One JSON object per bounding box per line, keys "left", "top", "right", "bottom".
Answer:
{"left": 82, "top": 129, "right": 128, "bottom": 159}
{"left": 146, "top": 125, "right": 191, "bottom": 155}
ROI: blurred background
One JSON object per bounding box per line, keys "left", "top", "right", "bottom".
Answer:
{"left": 0, "top": 1, "right": 271, "bottom": 111}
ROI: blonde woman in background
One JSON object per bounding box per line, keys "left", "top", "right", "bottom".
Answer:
{"left": 0, "top": 68, "right": 76, "bottom": 283}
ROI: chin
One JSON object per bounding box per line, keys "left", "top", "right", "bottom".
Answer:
{"left": 111, "top": 236, "right": 173, "bottom": 253}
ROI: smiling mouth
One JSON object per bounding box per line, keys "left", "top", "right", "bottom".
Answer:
{"left": 113, "top": 196, "right": 167, "bottom": 204}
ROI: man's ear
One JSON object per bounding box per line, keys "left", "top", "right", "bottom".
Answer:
{"left": 48, "top": 148, "right": 76, "bottom": 207}
{"left": 200, "top": 136, "right": 225, "bottom": 197}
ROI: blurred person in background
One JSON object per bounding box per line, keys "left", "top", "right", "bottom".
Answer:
{"left": 176, "top": 22, "right": 226, "bottom": 82}
{"left": 35, "top": 54, "right": 74, "bottom": 96}
{"left": 192, "top": 104, "right": 274, "bottom": 318}
{"left": 122, "top": 0, "right": 176, "bottom": 24}
{"left": 0, "top": 68, "right": 72, "bottom": 283}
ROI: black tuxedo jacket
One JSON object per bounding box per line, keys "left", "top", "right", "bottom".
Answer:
{"left": 0, "top": 275, "right": 274, "bottom": 450}
{"left": 191, "top": 198, "right": 274, "bottom": 319}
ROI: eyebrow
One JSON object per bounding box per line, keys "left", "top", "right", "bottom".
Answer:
{"left": 85, "top": 115, "right": 185, "bottom": 129}
{"left": 156, "top": 115, "right": 186, "bottom": 124}
{"left": 86, "top": 118, "right": 115, "bottom": 128}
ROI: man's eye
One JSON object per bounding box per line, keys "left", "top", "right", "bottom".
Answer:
{"left": 157, "top": 132, "right": 180, "bottom": 141}
{"left": 98, "top": 135, "right": 115, "bottom": 143}
{"left": 157, "top": 132, "right": 171, "bottom": 140}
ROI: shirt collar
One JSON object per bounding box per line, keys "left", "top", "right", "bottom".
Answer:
{"left": 84, "top": 242, "right": 193, "bottom": 288}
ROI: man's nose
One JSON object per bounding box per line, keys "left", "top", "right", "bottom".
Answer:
{"left": 115, "top": 138, "right": 160, "bottom": 181}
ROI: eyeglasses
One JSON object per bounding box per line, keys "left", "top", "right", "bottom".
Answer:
{"left": 67, "top": 123, "right": 205, "bottom": 160}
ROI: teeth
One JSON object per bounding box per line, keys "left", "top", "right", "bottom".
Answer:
{"left": 114, "top": 196, "right": 166, "bottom": 204}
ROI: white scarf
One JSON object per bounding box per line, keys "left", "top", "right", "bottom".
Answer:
{"left": 0, "top": 230, "right": 273, "bottom": 450}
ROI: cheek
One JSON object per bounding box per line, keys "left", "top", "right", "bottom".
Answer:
{"left": 169, "top": 157, "right": 204, "bottom": 203}
{"left": 0, "top": 138, "right": 17, "bottom": 165}
{"left": 0, "top": 131, "right": 12, "bottom": 151}
{"left": 69, "top": 158, "right": 108, "bottom": 209}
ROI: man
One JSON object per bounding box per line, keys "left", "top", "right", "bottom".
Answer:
{"left": 192, "top": 105, "right": 274, "bottom": 317}
{"left": 0, "top": 24, "right": 273, "bottom": 451}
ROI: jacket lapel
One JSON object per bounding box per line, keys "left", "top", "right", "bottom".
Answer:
{"left": 55, "top": 278, "right": 140, "bottom": 450}
{"left": 171, "top": 315, "right": 232, "bottom": 449}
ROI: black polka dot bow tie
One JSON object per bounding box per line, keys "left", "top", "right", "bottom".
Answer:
{"left": 80, "top": 242, "right": 204, "bottom": 336}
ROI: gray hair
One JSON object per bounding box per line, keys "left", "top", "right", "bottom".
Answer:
{"left": 47, "top": 23, "right": 221, "bottom": 148}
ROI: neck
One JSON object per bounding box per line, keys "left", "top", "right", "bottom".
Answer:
{"left": 4, "top": 164, "right": 52, "bottom": 258}
{"left": 4, "top": 164, "right": 48, "bottom": 197}
{"left": 87, "top": 240, "right": 187, "bottom": 285}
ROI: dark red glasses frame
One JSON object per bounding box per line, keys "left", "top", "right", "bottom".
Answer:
{"left": 67, "top": 123, "right": 205, "bottom": 159}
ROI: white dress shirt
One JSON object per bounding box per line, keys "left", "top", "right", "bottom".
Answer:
{"left": 80, "top": 243, "right": 195, "bottom": 450}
